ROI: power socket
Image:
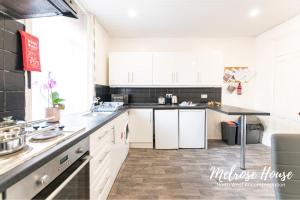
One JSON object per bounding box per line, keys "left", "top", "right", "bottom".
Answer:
{"left": 201, "top": 94, "right": 208, "bottom": 99}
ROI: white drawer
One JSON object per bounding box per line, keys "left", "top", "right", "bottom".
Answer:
{"left": 91, "top": 166, "right": 111, "bottom": 200}
{"left": 90, "top": 132, "right": 112, "bottom": 156}
{"left": 98, "top": 177, "right": 112, "bottom": 200}
{"left": 90, "top": 151, "right": 111, "bottom": 186}
{"left": 90, "top": 123, "right": 113, "bottom": 142}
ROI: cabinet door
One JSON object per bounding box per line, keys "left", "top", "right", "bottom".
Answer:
{"left": 109, "top": 53, "right": 131, "bottom": 86}
{"left": 199, "top": 52, "right": 223, "bottom": 86}
{"left": 179, "top": 109, "right": 205, "bottom": 148}
{"left": 109, "top": 52, "right": 153, "bottom": 86}
{"left": 129, "top": 109, "right": 153, "bottom": 144}
{"left": 130, "top": 54, "right": 153, "bottom": 85}
{"left": 155, "top": 109, "right": 178, "bottom": 149}
{"left": 174, "top": 53, "right": 199, "bottom": 86}
{"left": 153, "top": 53, "right": 176, "bottom": 85}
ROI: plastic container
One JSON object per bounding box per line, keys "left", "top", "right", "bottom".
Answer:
{"left": 236, "top": 116, "right": 264, "bottom": 144}
{"left": 221, "top": 121, "right": 238, "bottom": 145}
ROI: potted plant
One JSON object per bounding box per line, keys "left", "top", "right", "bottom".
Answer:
{"left": 43, "top": 72, "right": 65, "bottom": 122}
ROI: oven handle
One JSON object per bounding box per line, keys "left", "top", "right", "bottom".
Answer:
{"left": 45, "top": 155, "right": 92, "bottom": 200}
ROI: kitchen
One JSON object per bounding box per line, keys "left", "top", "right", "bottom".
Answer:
{"left": 0, "top": 0, "right": 300, "bottom": 200}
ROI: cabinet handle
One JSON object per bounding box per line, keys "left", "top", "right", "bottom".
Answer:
{"left": 197, "top": 72, "right": 200, "bottom": 82}
{"left": 131, "top": 72, "right": 134, "bottom": 83}
{"left": 98, "top": 175, "right": 110, "bottom": 195}
{"left": 98, "top": 151, "right": 110, "bottom": 163}
{"left": 98, "top": 130, "right": 110, "bottom": 141}
{"left": 112, "top": 126, "right": 115, "bottom": 144}
{"left": 127, "top": 72, "right": 130, "bottom": 83}
{"left": 149, "top": 112, "right": 152, "bottom": 124}
{"left": 172, "top": 72, "right": 174, "bottom": 83}
{"left": 176, "top": 72, "right": 178, "bottom": 83}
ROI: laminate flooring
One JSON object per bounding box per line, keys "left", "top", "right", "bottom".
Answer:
{"left": 108, "top": 140, "right": 274, "bottom": 200}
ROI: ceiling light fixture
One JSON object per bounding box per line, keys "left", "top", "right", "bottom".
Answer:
{"left": 128, "top": 9, "right": 137, "bottom": 18}
{"left": 249, "top": 9, "right": 260, "bottom": 17}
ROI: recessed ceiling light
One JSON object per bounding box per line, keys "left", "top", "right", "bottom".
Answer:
{"left": 128, "top": 9, "right": 137, "bottom": 18}
{"left": 249, "top": 9, "right": 260, "bottom": 17}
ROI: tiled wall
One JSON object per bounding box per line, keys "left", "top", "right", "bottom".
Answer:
{"left": 110, "top": 87, "right": 222, "bottom": 104}
{"left": 0, "top": 11, "right": 25, "bottom": 120}
{"left": 95, "top": 85, "right": 111, "bottom": 102}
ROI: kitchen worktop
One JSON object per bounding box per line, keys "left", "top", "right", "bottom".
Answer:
{"left": 127, "top": 103, "right": 271, "bottom": 115}
{"left": 0, "top": 103, "right": 270, "bottom": 192}
{"left": 127, "top": 103, "right": 208, "bottom": 109}
{"left": 0, "top": 109, "right": 127, "bottom": 192}
{"left": 207, "top": 104, "right": 271, "bottom": 116}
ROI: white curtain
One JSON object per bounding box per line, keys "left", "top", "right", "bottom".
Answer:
{"left": 30, "top": 12, "right": 94, "bottom": 120}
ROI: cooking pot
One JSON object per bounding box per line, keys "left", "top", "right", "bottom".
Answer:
{"left": 0, "top": 127, "right": 26, "bottom": 155}
{"left": 0, "top": 117, "right": 54, "bottom": 156}
{"left": 0, "top": 117, "right": 27, "bottom": 156}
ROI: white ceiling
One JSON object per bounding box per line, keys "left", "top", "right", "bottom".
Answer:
{"left": 81, "top": 0, "right": 300, "bottom": 38}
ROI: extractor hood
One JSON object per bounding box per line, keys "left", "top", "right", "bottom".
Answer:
{"left": 0, "top": 0, "right": 79, "bottom": 19}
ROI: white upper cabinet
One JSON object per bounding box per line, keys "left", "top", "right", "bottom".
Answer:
{"left": 153, "top": 53, "right": 176, "bottom": 85}
{"left": 153, "top": 52, "right": 223, "bottom": 86}
{"left": 109, "top": 52, "right": 223, "bottom": 86}
{"left": 199, "top": 52, "right": 223, "bottom": 86}
{"left": 109, "top": 52, "right": 153, "bottom": 86}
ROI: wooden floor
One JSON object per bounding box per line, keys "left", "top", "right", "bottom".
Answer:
{"left": 108, "top": 141, "right": 274, "bottom": 200}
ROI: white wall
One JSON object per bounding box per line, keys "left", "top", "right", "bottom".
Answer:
{"left": 254, "top": 15, "right": 300, "bottom": 146}
{"left": 94, "top": 19, "right": 111, "bottom": 85}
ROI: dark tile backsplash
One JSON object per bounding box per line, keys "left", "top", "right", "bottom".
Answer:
{"left": 0, "top": 11, "right": 25, "bottom": 120}
{"left": 96, "top": 85, "right": 222, "bottom": 104}
{"left": 95, "top": 85, "right": 111, "bottom": 102}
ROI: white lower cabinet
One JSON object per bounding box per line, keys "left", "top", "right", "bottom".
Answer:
{"left": 179, "top": 109, "right": 206, "bottom": 148}
{"left": 155, "top": 109, "right": 179, "bottom": 149}
{"left": 128, "top": 109, "right": 153, "bottom": 148}
{"left": 89, "top": 112, "right": 129, "bottom": 200}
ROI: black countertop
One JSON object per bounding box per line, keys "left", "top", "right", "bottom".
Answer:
{"left": 0, "top": 103, "right": 270, "bottom": 192}
{"left": 207, "top": 104, "right": 271, "bottom": 116}
{"left": 127, "top": 103, "right": 270, "bottom": 116}
{"left": 127, "top": 103, "right": 208, "bottom": 109}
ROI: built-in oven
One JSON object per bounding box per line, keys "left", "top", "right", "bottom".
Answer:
{"left": 5, "top": 138, "right": 91, "bottom": 200}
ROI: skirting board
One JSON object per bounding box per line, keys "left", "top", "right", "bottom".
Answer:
{"left": 130, "top": 142, "right": 153, "bottom": 149}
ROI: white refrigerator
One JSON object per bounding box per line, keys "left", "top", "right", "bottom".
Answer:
{"left": 155, "top": 109, "right": 179, "bottom": 149}
{"left": 179, "top": 109, "right": 205, "bottom": 148}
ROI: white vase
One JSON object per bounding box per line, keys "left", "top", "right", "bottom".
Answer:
{"left": 45, "top": 107, "right": 60, "bottom": 122}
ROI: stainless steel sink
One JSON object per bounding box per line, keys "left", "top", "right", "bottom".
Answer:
{"left": 82, "top": 112, "right": 114, "bottom": 118}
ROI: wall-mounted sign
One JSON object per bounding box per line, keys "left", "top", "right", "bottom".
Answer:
{"left": 19, "top": 30, "right": 41, "bottom": 72}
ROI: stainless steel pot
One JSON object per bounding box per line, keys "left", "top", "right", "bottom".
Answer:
{"left": 0, "top": 117, "right": 54, "bottom": 156}
{"left": 0, "top": 127, "right": 26, "bottom": 155}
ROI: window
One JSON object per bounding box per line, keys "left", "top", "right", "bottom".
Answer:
{"left": 30, "top": 13, "right": 92, "bottom": 120}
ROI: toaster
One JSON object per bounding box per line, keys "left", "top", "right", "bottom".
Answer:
{"left": 111, "top": 94, "right": 129, "bottom": 104}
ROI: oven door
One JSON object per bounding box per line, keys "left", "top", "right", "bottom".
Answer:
{"left": 33, "top": 153, "right": 91, "bottom": 200}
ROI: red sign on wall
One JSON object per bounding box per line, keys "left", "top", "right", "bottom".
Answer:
{"left": 19, "top": 30, "right": 41, "bottom": 72}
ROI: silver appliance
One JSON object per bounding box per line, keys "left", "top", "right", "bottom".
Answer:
{"left": 172, "top": 95, "right": 178, "bottom": 104}
{"left": 6, "top": 138, "right": 91, "bottom": 200}
{"left": 165, "top": 94, "right": 173, "bottom": 105}
{"left": 158, "top": 96, "right": 166, "bottom": 105}
{"left": 111, "top": 94, "right": 129, "bottom": 104}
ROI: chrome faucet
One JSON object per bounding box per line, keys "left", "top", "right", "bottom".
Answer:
{"left": 90, "top": 97, "right": 101, "bottom": 112}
